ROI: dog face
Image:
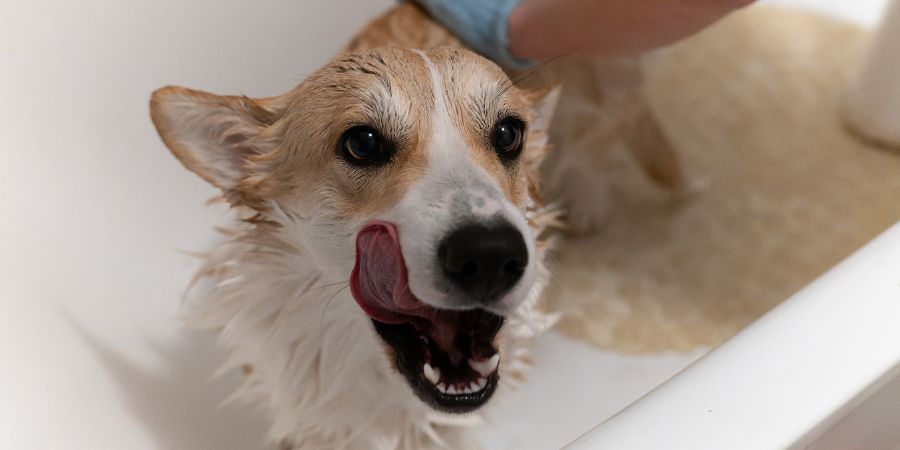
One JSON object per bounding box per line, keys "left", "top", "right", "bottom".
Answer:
{"left": 151, "top": 47, "right": 556, "bottom": 414}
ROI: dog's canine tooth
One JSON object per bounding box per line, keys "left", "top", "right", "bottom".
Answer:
{"left": 423, "top": 363, "right": 441, "bottom": 385}
{"left": 468, "top": 353, "right": 500, "bottom": 377}
{"left": 476, "top": 377, "right": 487, "bottom": 390}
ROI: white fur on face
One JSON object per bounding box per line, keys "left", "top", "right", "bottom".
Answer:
{"left": 377, "top": 50, "right": 538, "bottom": 314}
{"left": 160, "top": 44, "right": 558, "bottom": 448}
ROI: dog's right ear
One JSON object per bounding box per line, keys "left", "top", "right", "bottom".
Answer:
{"left": 150, "top": 86, "right": 285, "bottom": 195}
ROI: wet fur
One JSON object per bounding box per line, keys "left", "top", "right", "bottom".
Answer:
{"left": 349, "top": 5, "right": 688, "bottom": 233}
{"left": 150, "top": 3, "right": 682, "bottom": 449}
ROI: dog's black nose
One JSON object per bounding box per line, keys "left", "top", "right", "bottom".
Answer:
{"left": 439, "top": 222, "right": 528, "bottom": 303}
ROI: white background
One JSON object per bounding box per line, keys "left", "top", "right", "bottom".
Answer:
{"left": 0, "top": 1, "right": 889, "bottom": 449}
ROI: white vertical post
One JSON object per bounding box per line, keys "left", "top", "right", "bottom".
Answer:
{"left": 845, "top": 0, "right": 900, "bottom": 149}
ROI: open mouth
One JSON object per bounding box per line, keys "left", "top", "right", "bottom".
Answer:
{"left": 350, "top": 221, "right": 504, "bottom": 413}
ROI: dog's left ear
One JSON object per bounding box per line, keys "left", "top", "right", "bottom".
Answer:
{"left": 524, "top": 84, "right": 561, "bottom": 151}
{"left": 150, "top": 86, "right": 286, "bottom": 206}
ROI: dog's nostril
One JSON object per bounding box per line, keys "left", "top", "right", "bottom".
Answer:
{"left": 443, "top": 259, "right": 479, "bottom": 277}
{"left": 438, "top": 222, "right": 528, "bottom": 303}
{"left": 461, "top": 261, "right": 478, "bottom": 277}
{"left": 503, "top": 259, "right": 525, "bottom": 276}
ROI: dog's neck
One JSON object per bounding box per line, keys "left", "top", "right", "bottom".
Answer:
{"left": 183, "top": 207, "right": 553, "bottom": 449}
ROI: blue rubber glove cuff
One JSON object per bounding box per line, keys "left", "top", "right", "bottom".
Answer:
{"left": 414, "top": 0, "right": 535, "bottom": 70}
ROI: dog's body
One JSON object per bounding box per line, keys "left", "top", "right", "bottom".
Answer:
{"left": 150, "top": 4, "right": 683, "bottom": 449}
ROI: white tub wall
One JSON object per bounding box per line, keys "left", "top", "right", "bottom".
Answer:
{"left": 0, "top": 2, "right": 392, "bottom": 449}
{"left": 809, "top": 370, "right": 900, "bottom": 450}
{"left": 565, "top": 223, "right": 900, "bottom": 450}
{"left": 0, "top": 1, "right": 894, "bottom": 450}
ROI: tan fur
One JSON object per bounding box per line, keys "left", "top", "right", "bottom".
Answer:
{"left": 151, "top": 43, "right": 546, "bottom": 219}
{"left": 149, "top": 86, "right": 286, "bottom": 210}
{"left": 343, "top": 4, "right": 461, "bottom": 53}
{"left": 151, "top": 2, "right": 675, "bottom": 238}
{"left": 347, "top": 4, "right": 688, "bottom": 232}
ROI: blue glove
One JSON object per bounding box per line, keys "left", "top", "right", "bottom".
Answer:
{"left": 413, "top": 0, "right": 534, "bottom": 69}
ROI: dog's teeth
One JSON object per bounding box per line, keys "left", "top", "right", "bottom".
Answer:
{"left": 423, "top": 363, "right": 441, "bottom": 385}
{"left": 434, "top": 377, "right": 492, "bottom": 396}
{"left": 462, "top": 379, "right": 486, "bottom": 394}
{"left": 469, "top": 353, "right": 500, "bottom": 376}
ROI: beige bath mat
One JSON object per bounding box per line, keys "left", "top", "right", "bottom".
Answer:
{"left": 545, "top": 7, "right": 900, "bottom": 352}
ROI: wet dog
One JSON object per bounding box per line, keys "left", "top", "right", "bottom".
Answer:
{"left": 150, "top": 4, "right": 682, "bottom": 449}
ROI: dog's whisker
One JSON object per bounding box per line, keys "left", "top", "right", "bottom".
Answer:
{"left": 495, "top": 54, "right": 569, "bottom": 103}
{"left": 316, "top": 283, "right": 351, "bottom": 339}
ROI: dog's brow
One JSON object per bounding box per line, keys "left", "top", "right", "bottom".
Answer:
{"left": 361, "top": 89, "right": 413, "bottom": 142}
{"left": 467, "top": 83, "right": 509, "bottom": 133}
{"left": 333, "top": 54, "right": 392, "bottom": 93}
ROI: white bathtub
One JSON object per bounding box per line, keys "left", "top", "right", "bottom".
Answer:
{"left": 564, "top": 223, "right": 900, "bottom": 450}
{"left": 0, "top": 1, "right": 894, "bottom": 449}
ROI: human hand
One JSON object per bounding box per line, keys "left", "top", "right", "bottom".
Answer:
{"left": 507, "top": 0, "right": 756, "bottom": 62}
{"left": 413, "top": 0, "right": 755, "bottom": 69}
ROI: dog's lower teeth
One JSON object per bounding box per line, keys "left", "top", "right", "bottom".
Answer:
{"left": 468, "top": 353, "right": 500, "bottom": 377}
{"left": 434, "top": 377, "right": 489, "bottom": 396}
{"left": 423, "top": 363, "right": 441, "bottom": 385}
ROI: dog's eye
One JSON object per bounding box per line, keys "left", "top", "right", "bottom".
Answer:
{"left": 492, "top": 117, "right": 525, "bottom": 160}
{"left": 340, "top": 126, "right": 388, "bottom": 165}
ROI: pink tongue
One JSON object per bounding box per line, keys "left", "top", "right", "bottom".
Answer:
{"left": 350, "top": 222, "right": 461, "bottom": 356}
{"left": 350, "top": 221, "right": 426, "bottom": 324}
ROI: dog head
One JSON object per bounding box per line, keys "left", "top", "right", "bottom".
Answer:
{"left": 151, "top": 46, "right": 557, "bottom": 415}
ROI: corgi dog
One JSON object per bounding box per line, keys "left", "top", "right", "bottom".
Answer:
{"left": 150, "top": 4, "right": 683, "bottom": 449}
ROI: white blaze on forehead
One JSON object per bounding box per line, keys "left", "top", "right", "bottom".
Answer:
{"left": 411, "top": 50, "right": 505, "bottom": 207}
{"left": 413, "top": 50, "right": 467, "bottom": 166}
{"left": 385, "top": 50, "right": 537, "bottom": 312}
